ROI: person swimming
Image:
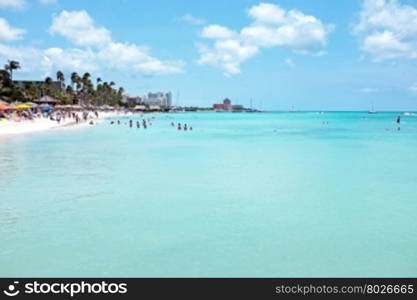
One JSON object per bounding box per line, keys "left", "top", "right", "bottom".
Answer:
{"left": 171, "top": 122, "right": 175, "bottom": 127}
{"left": 177, "top": 123, "right": 182, "bottom": 130}
{"left": 184, "top": 124, "right": 188, "bottom": 131}
{"left": 110, "top": 121, "right": 114, "bottom": 125}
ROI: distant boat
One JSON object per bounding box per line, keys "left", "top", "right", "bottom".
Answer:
{"left": 368, "top": 103, "right": 376, "bottom": 114}
{"left": 404, "top": 112, "right": 414, "bottom": 116}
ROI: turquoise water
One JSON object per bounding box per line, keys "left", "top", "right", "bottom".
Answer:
{"left": 1, "top": 112, "right": 417, "bottom": 277}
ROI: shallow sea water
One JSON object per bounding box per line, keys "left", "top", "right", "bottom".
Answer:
{"left": 0, "top": 112, "right": 416, "bottom": 277}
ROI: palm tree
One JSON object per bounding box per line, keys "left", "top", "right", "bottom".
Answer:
{"left": 66, "top": 85, "right": 73, "bottom": 94}
{"left": 44, "top": 76, "right": 53, "bottom": 96}
{"left": 45, "top": 77, "right": 53, "bottom": 85}
{"left": 82, "top": 72, "right": 91, "bottom": 83}
{"left": 0, "top": 69, "right": 13, "bottom": 102}
{"left": 56, "top": 71, "right": 65, "bottom": 88}
{"left": 70, "top": 72, "right": 79, "bottom": 90}
{"left": 4, "top": 60, "right": 20, "bottom": 81}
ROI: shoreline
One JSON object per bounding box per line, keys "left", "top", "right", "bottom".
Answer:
{"left": 0, "top": 111, "right": 121, "bottom": 136}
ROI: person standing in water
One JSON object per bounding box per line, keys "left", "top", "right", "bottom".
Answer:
{"left": 136, "top": 121, "right": 140, "bottom": 129}
{"left": 397, "top": 115, "right": 401, "bottom": 131}
{"left": 177, "top": 123, "right": 182, "bottom": 130}
{"left": 129, "top": 120, "right": 133, "bottom": 128}
{"left": 184, "top": 124, "right": 188, "bottom": 131}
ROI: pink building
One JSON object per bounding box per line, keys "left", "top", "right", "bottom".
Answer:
{"left": 213, "top": 98, "right": 232, "bottom": 111}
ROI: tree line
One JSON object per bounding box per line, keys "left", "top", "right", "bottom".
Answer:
{"left": 0, "top": 60, "right": 125, "bottom": 106}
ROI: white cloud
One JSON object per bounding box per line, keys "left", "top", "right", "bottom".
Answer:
{"left": 359, "top": 88, "right": 378, "bottom": 93}
{"left": 198, "top": 2, "right": 333, "bottom": 76}
{"left": 0, "top": 9, "right": 183, "bottom": 77}
{"left": 50, "top": 10, "right": 112, "bottom": 47}
{"left": 197, "top": 41, "right": 258, "bottom": 76}
{"left": 45, "top": 10, "right": 183, "bottom": 76}
{"left": 133, "top": 59, "right": 183, "bottom": 76}
{"left": 180, "top": 13, "right": 205, "bottom": 25}
{"left": 354, "top": 0, "right": 417, "bottom": 61}
{"left": 201, "top": 25, "right": 236, "bottom": 39}
{"left": 42, "top": 47, "right": 98, "bottom": 72}
{"left": 40, "top": 0, "right": 58, "bottom": 5}
{"left": 0, "top": 18, "right": 25, "bottom": 41}
{"left": 409, "top": 83, "right": 417, "bottom": 93}
{"left": 0, "top": 0, "right": 25, "bottom": 9}
{"left": 0, "top": 44, "right": 43, "bottom": 73}
{"left": 0, "top": 44, "right": 98, "bottom": 74}
{"left": 284, "top": 58, "right": 295, "bottom": 68}
{"left": 97, "top": 42, "right": 183, "bottom": 75}
{"left": 247, "top": 2, "right": 286, "bottom": 24}
{"left": 0, "top": 42, "right": 184, "bottom": 77}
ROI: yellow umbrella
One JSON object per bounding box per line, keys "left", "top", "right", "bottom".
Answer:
{"left": 14, "top": 104, "right": 32, "bottom": 109}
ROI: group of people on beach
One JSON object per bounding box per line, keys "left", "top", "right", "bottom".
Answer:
{"left": 48, "top": 110, "right": 98, "bottom": 125}
{"left": 0, "top": 109, "right": 34, "bottom": 121}
{"left": 0, "top": 107, "right": 99, "bottom": 125}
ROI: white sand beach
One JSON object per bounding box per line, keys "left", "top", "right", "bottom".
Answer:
{"left": 0, "top": 111, "right": 121, "bottom": 136}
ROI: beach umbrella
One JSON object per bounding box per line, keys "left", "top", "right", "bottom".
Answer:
{"left": 14, "top": 104, "right": 32, "bottom": 110}
{"left": 39, "top": 104, "right": 53, "bottom": 112}
{"left": 0, "top": 103, "right": 10, "bottom": 110}
{"left": 25, "top": 102, "right": 38, "bottom": 107}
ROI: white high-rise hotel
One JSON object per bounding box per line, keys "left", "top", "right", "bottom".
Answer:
{"left": 145, "top": 92, "right": 172, "bottom": 107}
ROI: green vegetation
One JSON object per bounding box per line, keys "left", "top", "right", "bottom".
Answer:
{"left": 0, "top": 60, "right": 125, "bottom": 107}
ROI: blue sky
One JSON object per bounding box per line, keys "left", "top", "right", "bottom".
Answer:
{"left": 1, "top": 0, "right": 417, "bottom": 110}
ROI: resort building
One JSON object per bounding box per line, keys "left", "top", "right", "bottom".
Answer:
{"left": 213, "top": 98, "right": 233, "bottom": 111}
{"left": 13, "top": 80, "right": 64, "bottom": 92}
{"left": 145, "top": 92, "right": 172, "bottom": 107}
{"left": 122, "top": 91, "right": 173, "bottom": 108}
{"left": 122, "top": 94, "right": 143, "bottom": 106}
{"left": 212, "top": 98, "right": 248, "bottom": 112}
